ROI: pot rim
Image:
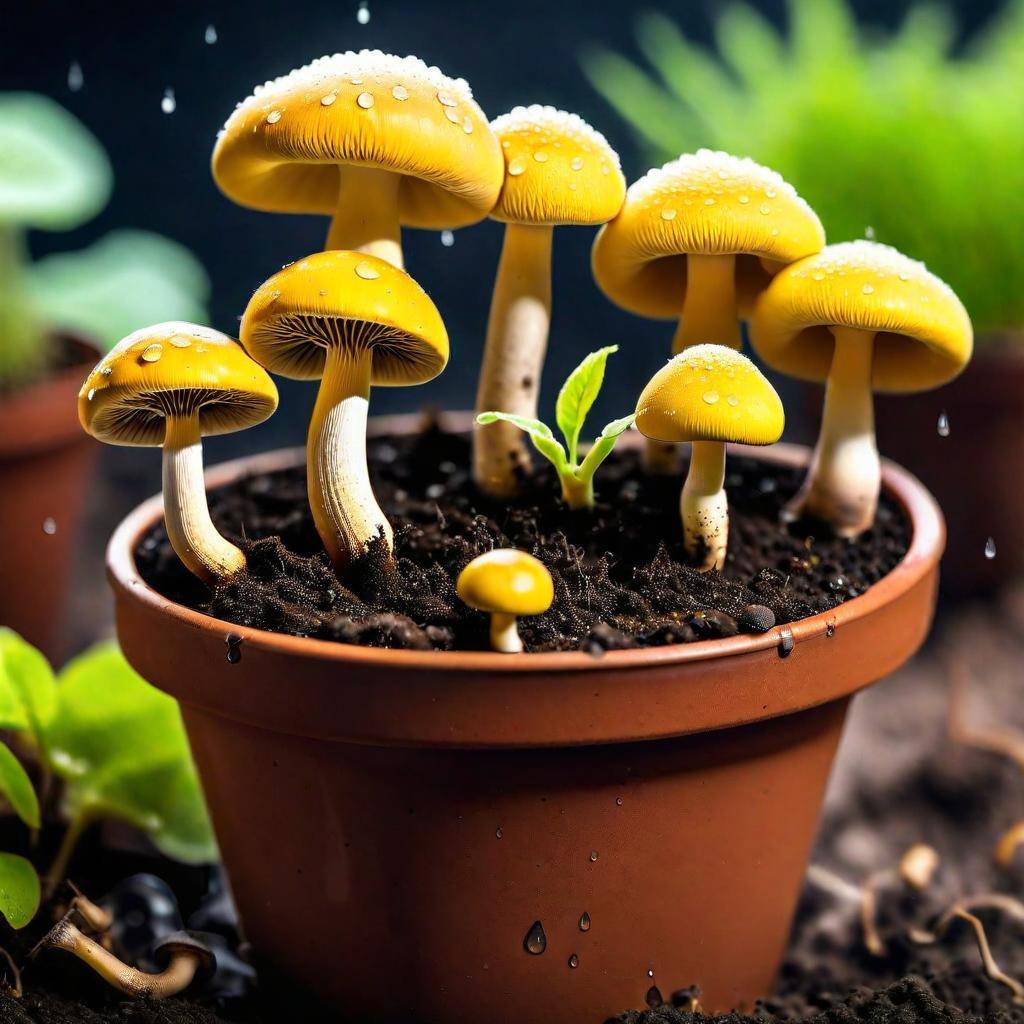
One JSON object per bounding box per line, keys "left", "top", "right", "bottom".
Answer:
{"left": 107, "top": 415, "right": 944, "bottom": 674}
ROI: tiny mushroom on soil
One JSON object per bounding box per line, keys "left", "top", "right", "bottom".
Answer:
{"left": 750, "top": 240, "right": 972, "bottom": 537}
{"left": 240, "top": 250, "right": 448, "bottom": 569}
{"left": 457, "top": 549, "right": 554, "bottom": 653}
{"left": 592, "top": 150, "right": 823, "bottom": 472}
{"left": 635, "top": 343, "right": 784, "bottom": 571}
{"left": 212, "top": 50, "right": 504, "bottom": 267}
{"left": 473, "top": 106, "right": 626, "bottom": 498}
{"left": 41, "top": 919, "right": 214, "bottom": 1000}
{"left": 78, "top": 322, "right": 278, "bottom": 584}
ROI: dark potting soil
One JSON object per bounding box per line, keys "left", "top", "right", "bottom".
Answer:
{"left": 136, "top": 423, "right": 910, "bottom": 652}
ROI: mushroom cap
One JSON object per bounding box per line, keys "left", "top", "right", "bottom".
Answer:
{"left": 79, "top": 322, "right": 278, "bottom": 447}
{"left": 240, "top": 250, "right": 449, "bottom": 386}
{"left": 635, "top": 343, "right": 784, "bottom": 446}
{"left": 0, "top": 93, "right": 111, "bottom": 231}
{"left": 591, "top": 149, "right": 825, "bottom": 319}
{"left": 457, "top": 549, "right": 554, "bottom": 617}
{"left": 153, "top": 931, "right": 216, "bottom": 983}
{"left": 489, "top": 105, "right": 626, "bottom": 226}
{"left": 749, "top": 241, "right": 973, "bottom": 394}
{"left": 212, "top": 50, "right": 503, "bottom": 230}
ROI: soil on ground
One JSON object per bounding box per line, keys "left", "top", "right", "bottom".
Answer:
{"left": 136, "top": 423, "right": 910, "bottom": 652}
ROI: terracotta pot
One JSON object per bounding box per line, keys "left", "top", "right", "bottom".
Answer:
{"left": 0, "top": 334, "right": 99, "bottom": 660}
{"left": 107, "top": 421, "right": 943, "bottom": 1022}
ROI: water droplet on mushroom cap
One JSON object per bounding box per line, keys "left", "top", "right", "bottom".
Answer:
{"left": 702, "top": 390, "right": 720, "bottom": 405}
{"left": 140, "top": 344, "right": 163, "bottom": 363}
{"left": 266, "top": 110, "right": 282, "bottom": 124}
{"left": 508, "top": 158, "right": 527, "bottom": 176}
{"left": 661, "top": 208, "right": 677, "bottom": 221}
{"left": 321, "top": 93, "right": 337, "bottom": 106}
{"left": 168, "top": 335, "right": 191, "bottom": 348}
{"left": 355, "top": 260, "right": 380, "bottom": 280}
{"left": 392, "top": 84, "right": 409, "bottom": 101}
{"left": 356, "top": 92, "right": 374, "bottom": 109}
{"left": 524, "top": 921, "right": 547, "bottom": 955}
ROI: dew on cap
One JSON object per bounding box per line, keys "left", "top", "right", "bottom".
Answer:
{"left": 204, "top": 24, "right": 218, "bottom": 44}
{"left": 759, "top": 203, "right": 770, "bottom": 215}
{"left": 437, "top": 91, "right": 457, "bottom": 107}
{"left": 86, "top": 388, "right": 96, "bottom": 401}
{"left": 738, "top": 194, "right": 750, "bottom": 204}
{"left": 702, "top": 391, "right": 720, "bottom": 405}
{"left": 321, "top": 93, "right": 337, "bottom": 106}
{"left": 357, "top": 1, "right": 370, "bottom": 24}
{"left": 100, "top": 366, "right": 112, "bottom": 376}
{"left": 508, "top": 158, "right": 527, "bottom": 176}
{"left": 355, "top": 260, "right": 381, "bottom": 280}
{"left": 862, "top": 283, "right": 875, "bottom": 295}
{"left": 462, "top": 117, "right": 473, "bottom": 134}
{"left": 443, "top": 107, "right": 460, "bottom": 125}
{"left": 169, "top": 335, "right": 192, "bottom": 348}
{"left": 533, "top": 150, "right": 549, "bottom": 163}
{"left": 727, "top": 395, "right": 739, "bottom": 407}
{"left": 392, "top": 84, "right": 409, "bottom": 101}
{"left": 68, "top": 61, "right": 84, "bottom": 92}
{"left": 141, "top": 344, "right": 163, "bottom": 363}
{"left": 356, "top": 92, "right": 374, "bottom": 109}
{"left": 266, "top": 109, "right": 282, "bottom": 124}
{"left": 703, "top": 197, "right": 716, "bottom": 206}
{"left": 661, "top": 208, "right": 677, "bottom": 221}
{"left": 161, "top": 88, "right": 176, "bottom": 114}
{"left": 571, "top": 156, "right": 584, "bottom": 171}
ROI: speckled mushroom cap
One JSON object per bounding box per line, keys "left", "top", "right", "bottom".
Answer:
{"left": 78, "top": 322, "right": 278, "bottom": 446}
{"left": 635, "top": 343, "right": 784, "bottom": 445}
{"left": 240, "top": 250, "right": 449, "bottom": 386}
{"left": 592, "top": 150, "right": 825, "bottom": 319}
{"left": 457, "top": 549, "right": 554, "bottom": 617}
{"left": 489, "top": 106, "right": 625, "bottom": 226}
{"left": 749, "top": 241, "right": 973, "bottom": 394}
{"left": 212, "top": 50, "right": 504, "bottom": 230}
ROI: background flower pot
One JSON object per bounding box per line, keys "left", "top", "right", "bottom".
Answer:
{"left": 0, "top": 334, "right": 99, "bottom": 660}
{"left": 107, "top": 427, "right": 943, "bottom": 1023}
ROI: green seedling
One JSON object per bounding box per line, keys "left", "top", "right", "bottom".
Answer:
{"left": 477, "top": 346, "right": 635, "bottom": 509}
{"left": 0, "top": 744, "right": 41, "bottom": 931}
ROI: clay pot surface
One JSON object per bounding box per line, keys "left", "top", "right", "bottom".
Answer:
{"left": 107, "top": 420, "right": 943, "bottom": 1022}
{"left": 0, "top": 335, "right": 99, "bottom": 659}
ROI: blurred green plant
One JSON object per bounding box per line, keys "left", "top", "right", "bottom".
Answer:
{"left": 0, "top": 94, "right": 209, "bottom": 389}
{"left": 582, "top": 0, "right": 1024, "bottom": 334}
{"left": 0, "top": 628, "right": 216, "bottom": 918}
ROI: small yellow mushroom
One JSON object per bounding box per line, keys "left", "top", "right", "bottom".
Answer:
{"left": 457, "top": 550, "right": 554, "bottom": 653}
{"left": 634, "top": 344, "right": 784, "bottom": 571}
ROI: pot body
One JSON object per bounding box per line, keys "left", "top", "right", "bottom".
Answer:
{"left": 0, "top": 335, "right": 98, "bottom": 659}
{"left": 107, "top": 428, "right": 944, "bottom": 1022}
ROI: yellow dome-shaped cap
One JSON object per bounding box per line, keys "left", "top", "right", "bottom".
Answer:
{"left": 79, "top": 322, "right": 278, "bottom": 447}
{"left": 592, "top": 150, "right": 825, "bottom": 319}
{"left": 212, "top": 51, "right": 503, "bottom": 230}
{"left": 457, "top": 549, "right": 554, "bottom": 617}
{"left": 635, "top": 343, "right": 784, "bottom": 446}
{"left": 749, "top": 241, "right": 973, "bottom": 394}
{"left": 489, "top": 106, "right": 626, "bottom": 226}
{"left": 240, "top": 250, "right": 449, "bottom": 387}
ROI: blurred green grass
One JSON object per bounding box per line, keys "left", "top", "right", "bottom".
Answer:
{"left": 582, "top": 0, "right": 1024, "bottom": 335}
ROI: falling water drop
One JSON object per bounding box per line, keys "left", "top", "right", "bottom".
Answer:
{"left": 357, "top": 1, "right": 370, "bottom": 24}
{"left": 67, "top": 61, "right": 84, "bottom": 92}
{"left": 937, "top": 411, "right": 950, "bottom": 437}
{"left": 226, "top": 633, "right": 243, "bottom": 664}
{"left": 864, "top": 225, "right": 876, "bottom": 240}
{"left": 495, "top": 826, "right": 503, "bottom": 839}
{"left": 524, "top": 921, "right": 547, "bottom": 955}
{"left": 589, "top": 850, "right": 599, "bottom": 863}
{"left": 440, "top": 230, "right": 455, "bottom": 248}
{"left": 579, "top": 911, "right": 591, "bottom": 932}
{"left": 42, "top": 517, "right": 57, "bottom": 536}
{"left": 985, "top": 537, "right": 997, "bottom": 560}
{"left": 204, "top": 24, "right": 218, "bottom": 44}
{"left": 161, "top": 88, "right": 176, "bottom": 114}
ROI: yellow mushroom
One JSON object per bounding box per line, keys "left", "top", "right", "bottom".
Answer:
{"left": 78, "top": 323, "right": 278, "bottom": 584}
{"left": 635, "top": 344, "right": 784, "bottom": 571}
{"left": 212, "top": 50, "right": 503, "bottom": 267}
{"left": 456, "top": 549, "right": 554, "bottom": 653}
{"left": 750, "top": 241, "right": 972, "bottom": 537}
{"left": 240, "top": 251, "right": 448, "bottom": 568}
{"left": 592, "top": 150, "right": 822, "bottom": 472}
{"left": 473, "top": 106, "right": 626, "bottom": 498}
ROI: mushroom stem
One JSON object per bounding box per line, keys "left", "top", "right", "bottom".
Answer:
{"left": 42, "top": 920, "right": 200, "bottom": 1000}
{"left": 787, "top": 327, "right": 879, "bottom": 537}
{"left": 308, "top": 345, "right": 392, "bottom": 567}
{"left": 681, "top": 440, "right": 728, "bottom": 571}
{"left": 646, "top": 255, "right": 740, "bottom": 474}
{"left": 326, "top": 166, "right": 403, "bottom": 268}
{"left": 490, "top": 612, "right": 523, "bottom": 654}
{"left": 162, "top": 415, "right": 246, "bottom": 584}
{"left": 474, "top": 223, "right": 553, "bottom": 498}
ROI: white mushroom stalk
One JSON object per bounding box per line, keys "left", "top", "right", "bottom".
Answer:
{"left": 786, "top": 326, "right": 880, "bottom": 537}
{"left": 672, "top": 254, "right": 740, "bottom": 354}
{"left": 473, "top": 224, "right": 553, "bottom": 498}
{"left": 682, "top": 441, "right": 729, "bottom": 572}
{"left": 490, "top": 612, "right": 523, "bottom": 654}
{"left": 326, "top": 165, "right": 403, "bottom": 268}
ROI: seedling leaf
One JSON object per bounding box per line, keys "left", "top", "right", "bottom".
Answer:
{"left": 555, "top": 345, "right": 618, "bottom": 464}
{"left": 578, "top": 415, "right": 637, "bottom": 482}
{"left": 0, "top": 743, "right": 39, "bottom": 830}
{"left": 0, "top": 853, "right": 40, "bottom": 929}
{"left": 476, "top": 413, "right": 569, "bottom": 472}
{"left": 0, "top": 628, "right": 57, "bottom": 751}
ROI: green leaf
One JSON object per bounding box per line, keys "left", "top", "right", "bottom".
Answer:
{"left": 46, "top": 642, "right": 217, "bottom": 864}
{"left": 475, "top": 412, "right": 569, "bottom": 473}
{"left": 0, "top": 743, "right": 39, "bottom": 830}
{"left": 555, "top": 345, "right": 618, "bottom": 464}
{"left": 578, "top": 415, "right": 637, "bottom": 484}
{"left": 0, "top": 628, "right": 57, "bottom": 751}
{"left": 0, "top": 853, "right": 40, "bottom": 929}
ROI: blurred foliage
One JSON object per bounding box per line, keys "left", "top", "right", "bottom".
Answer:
{"left": 0, "top": 94, "right": 208, "bottom": 389}
{"left": 582, "top": 0, "right": 1024, "bottom": 333}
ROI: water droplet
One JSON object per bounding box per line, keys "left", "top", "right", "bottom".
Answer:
{"left": 161, "top": 88, "right": 176, "bottom": 114}
{"left": 508, "top": 158, "right": 527, "bottom": 176}
{"left": 615, "top": 796, "right": 623, "bottom": 806}
{"left": 571, "top": 156, "right": 584, "bottom": 171}
{"left": 350, "top": 78, "right": 364, "bottom": 85}
{"left": 703, "top": 197, "right": 716, "bottom": 206}
{"left": 463, "top": 117, "right": 474, "bottom": 134}
{"left": 42, "top": 517, "right": 57, "bottom": 536}
{"left": 937, "top": 411, "right": 950, "bottom": 437}
{"left": 985, "top": 537, "right": 997, "bottom": 560}
{"left": 169, "top": 334, "right": 191, "bottom": 348}
{"left": 812, "top": 272, "right": 825, "bottom": 281}
{"left": 392, "top": 84, "right": 409, "bottom": 101}
{"left": 738, "top": 194, "right": 750, "bottom": 204}
{"left": 770, "top": 227, "right": 779, "bottom": 236}
{"left": 568, "top": 954, "right": 579, "bottom": 969}
{"left": 266, "top": 109, "right": 282, "bottom": 124}
{"left": 661, "top": 208, "right": 677, "bottom": 221}
{"left": 440, "top": 230, "right": 455, "bottom": 248}
{"left": 727, "top": 394, "right": 739, "bottom": 407}
{"left": 861, "top": 283, "right": 875, "bottom": 295}
{"left": 864, "top": 225, "right": 875, "bottom": 240}
{"left": 68, "top": 61, "right": 84, "bottom": 92}
{"left": 437, "top": 91, "right": 457, "bottom": 107}
{"left": 86, "top": 388, "right": 96, "bottom": 401}
{"left": 226, "top": 633, "right": 243, "bottom": 664}
{"left": 524, "top": 921, "right": 547, "bottom": 955}
{"left": 825, "top": 618, "right": 837, "bottom": 638}
{"left": 646, "top": 986, "right": 664, "bottom": 1008}
{"left": 531, "top": 150, "right": 550, "bottom": 163}
{"left": 579, "top": 912, "right": 592, "bottom": 932}
{"left": 204, "top": 24, "right": 218, "bottom": 44}
{"left": 357, "top": 92, "right": 374, "bottom": 109}
{"left": 321, "top": 93, "right": 337, "bottom": 107}
{"left": 589, "top": 850, "right": 599, "bottom": 863}
{"left": 357, "top": 0, "right": 370, "bottom": 24}
{"left": 759, "top": 204, "right": 771, "bottom": 215}
{"left": 100, "top": 366, "right": 112, "bottom": 376}
{"left": 355, "top": 260, "right": 380, "bottom": 280}
{"left": 443, "top": 107, "right": 461, "bottom": 125}
{"left": 778, "top": 627, "right": 795, "bottom": 657}
{"left": 495, "top": 826, "right": 503, "bottom": 839}
{"left": 702, "top": 390, "right": 720, "bottom": 405}
{"left": 140, "top": 344, "right": 163, "bottom": 363}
